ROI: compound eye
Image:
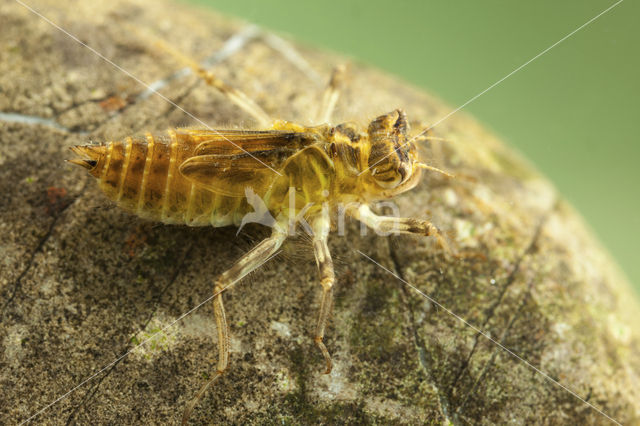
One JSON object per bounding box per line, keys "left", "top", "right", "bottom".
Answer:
{"left": 371, "top": 165, "right": 402, "bottom": 189}
{"left": 398, "top": 163, "right": 409, "bottom": 183}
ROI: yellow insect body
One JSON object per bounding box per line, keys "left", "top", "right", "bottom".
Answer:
{"left": 70, "top": 111, "right": 425, "bottom": 229}
{"left": 69, "top": 43, "right": 450, "bottom": 424}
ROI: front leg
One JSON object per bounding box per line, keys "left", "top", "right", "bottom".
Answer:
{"left": 348, "top": 204, "right": 451, "bottom": 253}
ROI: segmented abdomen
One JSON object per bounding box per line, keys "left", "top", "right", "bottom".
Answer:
{"left": 71, "top": 130, "right": 249, "bottom": 227}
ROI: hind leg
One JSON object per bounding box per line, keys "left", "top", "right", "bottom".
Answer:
{"left": 133, "top": 28, "right": 272, "bottom": 127}
{"left": 181, "top": 228, "right": 286, "bottom": 425}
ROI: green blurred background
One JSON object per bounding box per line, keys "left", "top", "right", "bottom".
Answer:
{"left": 186, "top": 0, "right": 639, "bottom": 293}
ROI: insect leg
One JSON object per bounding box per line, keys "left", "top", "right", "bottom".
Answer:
{"left": 181, "top": 227, "right": 287, "bottom": 425}
{"left": 348, "top": 204, "right": 451, "bottom": 253}
{"left": 145, "top": 33, "right": 272, "bottom": 127}
{"left": 310, "top": 213, "right": 335, "bottom": 374}
{"left": 315, "top": 65, "right": 346, "bottom": 125}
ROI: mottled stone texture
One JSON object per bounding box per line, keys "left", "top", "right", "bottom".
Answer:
{"left": 1, "top": 1, "right": 638, "bottom": 425}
